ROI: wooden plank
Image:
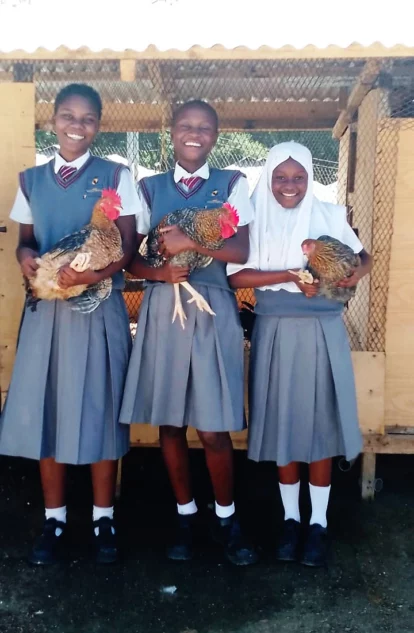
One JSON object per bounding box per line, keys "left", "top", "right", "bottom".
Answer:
{"left": 361, "top": 453, "right": 376, "bottom": 500}
{"left": 332, "top": 60, "right": 383, "bottom": 139}
{"left": 352, "top": 351, "right": 385, "bottom": 434}
{"left": 364, "top": 433, "right": 414, "bottom": 454}
{"left": 385, "top": 354, "right": 414, "bottom": 426}
{"left": 0, "top": 84, "right": 35, "bottom": 402}
{"left": 386, "top": 270, "right": 414, "bottom": 313}
{"left": 367, "top": 117, "right": 396, "bottom": 351}
{"left": 1, "top": 44, "right": 414, "bottom": 62}
{"left": 130, "top": 351, "right": 384, "bottom": 447}
{"left": 349, "top": 90, "right": 385, "bottom": 349}
{"left": 35, "top": 100, "right": 340, "bottom": 132}
{"left": 337, "top": 127, "right": 350, "bottom": 205}
{"left": 120, "top": 59, "right": 136, "bottom": 82}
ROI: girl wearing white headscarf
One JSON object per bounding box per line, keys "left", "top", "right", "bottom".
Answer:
{"left": 228, "top": 142, "right": 372, "bottom": 567}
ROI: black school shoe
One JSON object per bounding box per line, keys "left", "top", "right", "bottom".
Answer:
{"left": 276, "top": 519, "right": 301, "bottom": 562}
{"left": 211, "top": 514, "right": 259, "bottom": 566}
{"left": 93, "top": 517, "right": 118, "bottom": 564}
{"left": 28, "top": 518, "right": 66, "bottom": 565}
{"left": 301, "top": 523, "right": 328, "bottom": 567}
{"left": 166, "top": 513, "right": 195, "bottom": 561}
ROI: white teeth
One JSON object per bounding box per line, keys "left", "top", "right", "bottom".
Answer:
{"left": 67, "top": 133, "right": 85, "bottom": 140}
{"left": 184, "top": 142, "right": 201, "bottom": 147}
{"left": 282, "top": 193, "right": 297, "bottom": 197}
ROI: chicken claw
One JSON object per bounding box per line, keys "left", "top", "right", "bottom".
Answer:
{"left": 172, "top": 283, "right": 187, "bottom": 329}
{"left": 288, "top": 269, "right": 314, "bottom": 284}
{"left": 180, "top": 281, "right": 216, "bottom": 317}
{"left": 70, "top": 252, "right": 92, "bottom": 272}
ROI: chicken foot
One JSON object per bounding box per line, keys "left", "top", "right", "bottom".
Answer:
{"left": 288, "top": 269, "right": 314, "bottom": 284}
{"left": 172, "top": 283, "right": 188, "bottom": 329}
{"left": 171, "top": 282, "right": 216, "bottom": 330}
{"left": 70, "top": 252, "right": 92, "bottom": 272}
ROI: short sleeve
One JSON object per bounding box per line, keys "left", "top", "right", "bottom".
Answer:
{"left": 135, "top": 182, "right": 151, "bottom": 235}
{"left": 9, "top": 187, "right": 33, "bottom": 224}
{"left": 116, "top": 168, "right": 140, "bottom": 217}
{"left": 228, "top": 176, "right": 254, "bottom": 227}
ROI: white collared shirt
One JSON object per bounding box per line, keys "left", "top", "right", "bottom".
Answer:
{"left": 10, "top": 151, "right": 139, "bottom": 224}
{"left": 136, "top": 162, "right": 254, "bottom": 235}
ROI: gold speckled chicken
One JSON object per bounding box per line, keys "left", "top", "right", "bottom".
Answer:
{"left": 28, "top": 189, "right": 123, "bottom": 313}
{"left": 291, "top": 235, "right": 361, "bottom": 303}
{"left": 145, "top": 203, "right": 239, "bottom": 327}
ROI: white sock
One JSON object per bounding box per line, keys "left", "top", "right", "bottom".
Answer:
{"left": 309, "top": 483, "right": 331, "bottom": 529}
{"left": 215, "top": 501, "right": 235, "bottom": 519}
{"left": 279, "top": 482, "right": 301, "bottom": 522}
{"left": 45, "top": 506, "right": 66, "bottom": 537}
{"left": 177, "top": 499, "right": 198, "bottom": 516}
{"left": 93, "top": 505, "right": 114, "bottom": 535}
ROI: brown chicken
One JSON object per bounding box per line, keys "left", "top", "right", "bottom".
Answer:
{"left": 290, "top": 235, "right": 361, "bottom": 303}
{"left": 28, "top": 188, "right": 124, "bottom": 313}
{"left": 145, "top": 203, "right": 239, "bottom": 328}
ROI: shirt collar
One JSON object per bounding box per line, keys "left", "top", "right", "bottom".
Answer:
{"left": 54, "top": 150, "right": 90, "bottom": 174}
{"left": 174, "top": 162, "right": 209, "bottom": 183}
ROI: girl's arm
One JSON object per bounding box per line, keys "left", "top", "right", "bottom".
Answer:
{"left": 337, "top": 249, "right": 372, "bottom": 288}
{"left": 16, "top": 224, "right": 39, "bottom": 278}
{"left": 126, "top": 233, "right": 189, "bottom": 284}
{"left": 229, "top": 268, "right": 319, "bottom": 298}
{"left": 58, "top": 215, "right": 137, "bottom": 289}
{"left": 158, "top": 224, "right": 250, "bottom": 265}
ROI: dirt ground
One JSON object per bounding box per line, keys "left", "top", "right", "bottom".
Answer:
{"left": 1, "top": 449, "right": 414, "bottom": 633}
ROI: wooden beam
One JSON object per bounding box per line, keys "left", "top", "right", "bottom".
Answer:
{"left": 332, "top": 60, "right": 383, "bottom": 139}
{"left": 364, "top": 433, "right": 414, "bottom": 454}
{"left": 0, "top": 84, "right": 35, "bottom": 402}
{"left": 35, "top": 100, "right": 339, "bottom": 132}
{"left": 147, "top": 60, "right": 174, "bottom": 122}
{"left": 120, "top": 59, "right": 136, "bottom": 82}
{"left": 361, "top": 453, "right": 376, "bottom": 500}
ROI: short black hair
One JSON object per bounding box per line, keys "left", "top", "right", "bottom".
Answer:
{"left": 54, "top": 83, "right": 103, "bottom": 119}
{"left": 172, "top": 100, "right": 219, "bottom": 130}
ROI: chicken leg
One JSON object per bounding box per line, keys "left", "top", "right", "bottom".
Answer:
{"left": 172, "top": 283, "right": 188, "bottom": 329}
{"left": 171, "top": 282, "right": 216, "bottom": 330}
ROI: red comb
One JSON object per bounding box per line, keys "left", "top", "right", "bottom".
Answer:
{"left": 102, "top": 188, "right": 122, "bottom": 207}
{"left": 223, "top": 202, "right": 240, "bottom": 226}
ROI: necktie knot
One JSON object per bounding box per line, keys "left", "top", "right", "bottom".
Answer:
{"left": 180, "top": 176, "right": 202, "bottom": 189}
{"left": 58, "top": 165, "right": 77, "bottom": 181}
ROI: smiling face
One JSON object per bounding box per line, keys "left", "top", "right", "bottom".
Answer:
{"left": 171, "top": 105, "right": 218, "bottom": 173}
{"left": 271, "top": 157, "right": 309, "bottom": 209}
{"left": 53, "top": 95, "right": 100, "bottom": 162}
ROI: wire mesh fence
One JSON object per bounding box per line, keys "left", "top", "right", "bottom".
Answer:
{"left": 2, "top": 56, "right": 413, "bottom": 351}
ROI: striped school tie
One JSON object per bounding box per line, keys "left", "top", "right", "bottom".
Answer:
{"left": 58, "top": 165, "right": 77, "bottom": 181}
{"left": 180, "top": 176, "right": 202, "bottom": 189}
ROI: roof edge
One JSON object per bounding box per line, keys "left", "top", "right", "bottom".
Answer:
{"left": 1, "top": 42, "right": 414, "bottom": 61}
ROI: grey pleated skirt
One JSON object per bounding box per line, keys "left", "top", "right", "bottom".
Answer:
{"left": 119, "top": 282, "right": 245, "bottom": 432}
{"left": 248, "top": 290, "right": 362, "bottom": 466}
{"left": 0, "top": 291, "right": 131, "bottom": 464}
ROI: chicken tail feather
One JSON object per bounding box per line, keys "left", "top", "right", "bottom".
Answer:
{"left": 67, "top": 279, "right": 112, "bottom": 313}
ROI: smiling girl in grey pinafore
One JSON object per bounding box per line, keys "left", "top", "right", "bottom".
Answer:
{"left": 0, "top": 84, "right": 137, "bottom": 565}
{"left": 229, "top": 142, "right": 372, "bottom": 567}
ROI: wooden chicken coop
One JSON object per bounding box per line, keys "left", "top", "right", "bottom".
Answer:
{"left": 1, "top": 44, "right": 414, "bottom": 498}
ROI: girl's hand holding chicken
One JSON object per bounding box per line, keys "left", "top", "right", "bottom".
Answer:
{"left": 287, "top": 269, "right": 319, "bottom": 298}
{"left": 157, "top": 262, "right": 190, "bottom": 284}
{"left": 336, "top": 264, "right": 363, "bottom": 288}
{"left": 293, "top": 277, "right": 319, "bottom": 298}
{"left": 158, "top": 225, "right": 196, "bottom": 258}
{"left": 18, "top": 247, "right": 39, "bottom": 279}
{"left": 57, "top": 265, "right": 100, "bottom": 290}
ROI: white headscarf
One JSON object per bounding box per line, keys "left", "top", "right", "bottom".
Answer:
{"left": 228, "top": 141, "right": 347, "bottom": 292}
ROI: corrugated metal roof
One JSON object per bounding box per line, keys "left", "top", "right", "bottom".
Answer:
{"left": 0, "top": 0, "right": 413, "bottom": 56}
